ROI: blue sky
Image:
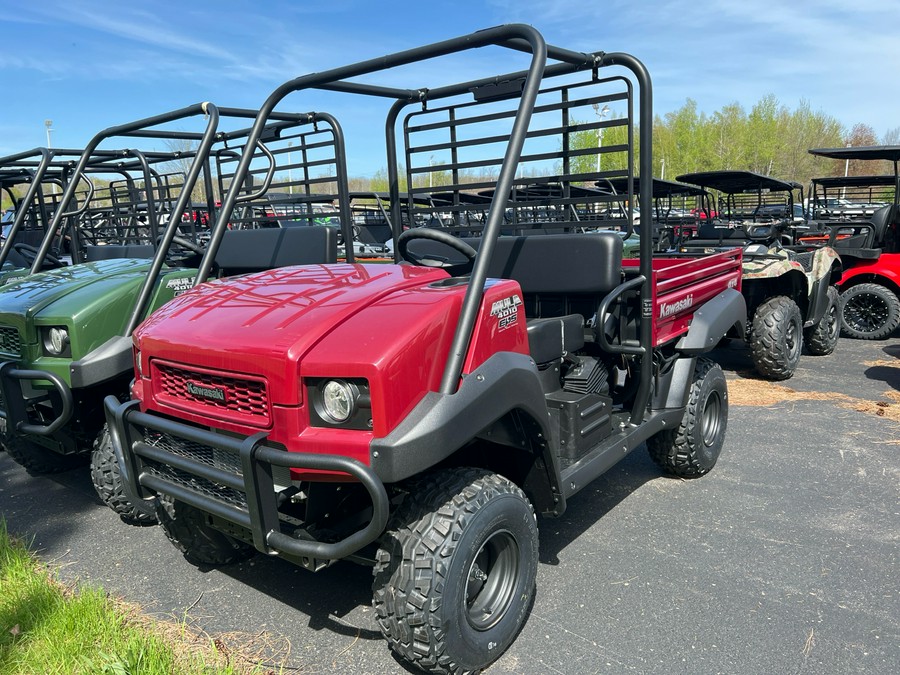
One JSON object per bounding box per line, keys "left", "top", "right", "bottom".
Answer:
{"left": 3, "top": 0, "right": 898, "bottom": 177}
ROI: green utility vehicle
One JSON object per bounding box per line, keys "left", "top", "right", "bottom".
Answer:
{"left": 0, "top": 104, "right": 354, "bottom": 524}
{"left": 678, "top": 170, "right": 842, "bottom": 380}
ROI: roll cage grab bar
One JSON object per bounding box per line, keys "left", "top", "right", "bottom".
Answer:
{"left": 189, "top": 25, "right": 655, "bottom": 423}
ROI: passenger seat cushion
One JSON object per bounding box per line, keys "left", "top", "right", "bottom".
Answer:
{"left": 527, "top": 314, "right": 585, "bottom": 363}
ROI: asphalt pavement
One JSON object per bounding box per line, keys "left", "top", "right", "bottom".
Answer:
{"left": 1, "top": 335, "right": 897, "bottom": 674}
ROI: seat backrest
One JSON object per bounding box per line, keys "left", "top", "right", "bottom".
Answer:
{"left": 485, "top": 232, "right": 623, "bottom": 295}
{"left": 10, "top": 229, "right": 45, "bottom": 248}
{"left": 84, "top": 244, "right": 156, "bottom": 261}
{"left": 869, "top": 205, "right": 897, "bottom": 249}
{"left": 214, "top": 225, "right": 338, "bottom": 275}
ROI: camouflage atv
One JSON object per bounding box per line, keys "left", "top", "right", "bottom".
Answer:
{"left": 679, "top": 170, "right": 842, "bottom": 380}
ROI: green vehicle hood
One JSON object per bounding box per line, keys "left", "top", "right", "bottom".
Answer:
{"left": 0, "top": 259, "right": 152, "bottom": 319}
{"left": 0, "top": 259, "right": 196, "bottom": 364}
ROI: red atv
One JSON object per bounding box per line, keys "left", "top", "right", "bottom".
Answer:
{"left": 105, "top": 26, "right": 746, "bottom": 674}
{"left": 805, "top": 146, "right": 900, "bottom": 339}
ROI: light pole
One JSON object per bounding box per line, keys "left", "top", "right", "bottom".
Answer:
{"left": 287, "top": 141, "right": 293, "bottom": 194}
{"left": 592, "top": 103, "right": 610, "bottom": 174}
{"left": 842, "top": 143, "right": 850, "bottom": 199}
{"left": 44, "top": 120, "right": 56, "bottom": 195}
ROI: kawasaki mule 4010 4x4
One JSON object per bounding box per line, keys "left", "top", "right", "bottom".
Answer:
{"left": 105, "top": 25, "right": 745, "bottom": 674}
{"left": 0, "top": 104, "right": 355, "bottom": 522}
{"left": 677, "top": 170, "right": 842, "bottom": 380}
{"left": 803, "top": 146, "right": 900, "bottom": 340}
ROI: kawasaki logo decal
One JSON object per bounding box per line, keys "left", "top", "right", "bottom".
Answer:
{"left": 659, "top": 294, "right": 693, "bottom": 319}
{"left": 187, "top": 381, "right": 227, "bottom": 402}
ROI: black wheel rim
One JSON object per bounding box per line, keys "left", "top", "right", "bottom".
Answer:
{"left": 786, "top": 316, "right": 800, "bottom": 360}
{"left": 465, "top": 529, "right": 519, "bottom": 631}
{"left": 825, "top": 303, "right": 839, "bottom": 341}
{"left": 701, "top": 389, "right": 723, "bottom": 447}
{"left": 845, "top": 292, "right": 887, "bottom": 333}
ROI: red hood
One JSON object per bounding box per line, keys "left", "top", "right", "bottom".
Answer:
{"left": 135, "top": 264, "right": 449, "bottom": 395}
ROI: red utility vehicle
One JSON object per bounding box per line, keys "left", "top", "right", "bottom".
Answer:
{"left": 105, "top": 26, "right": 746, "bottom": 674}
{"left": 805, "top": 146, "right": 900, "bottom": 340}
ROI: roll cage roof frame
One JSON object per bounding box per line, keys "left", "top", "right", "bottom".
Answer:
{"left": 677, "top": 170, "right": 803, "bottom": 219}
{"left": 190, "top": 24, "right": 654, "bottom": 415}
{"left": 809, "top": 146, "right": 900, "bottom": 208}
{"left": 676, "top": 170, "right": 801, "bottom": 195}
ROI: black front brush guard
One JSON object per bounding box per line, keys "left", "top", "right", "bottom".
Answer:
{"left": 104, "top": 396, "right": 390, "bottom": 562}
{"left": 0, "top": 362, "right": 74, "bottom": 436}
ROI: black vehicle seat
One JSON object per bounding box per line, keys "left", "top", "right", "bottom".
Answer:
{"left": 84, "top": 244, "right": 155, "bottom": 261}
{"left": 485, "top": 232, "right": 623, "bottom": 363}
{"left": 869, "top": 205, "right": 899, "bottom": 252}
{"left": 214, "top": 225, "right": 338, "bottom": 276}
{"left": 527, "top": 315, "right": 585, "bottom": 364}
{"left": 405, "top": 230, "right": 624, "bottom": 361}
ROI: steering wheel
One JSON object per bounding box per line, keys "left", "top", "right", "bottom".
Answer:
{"left": 396, "top": 228, "right": 477, "bottom": 275}
{"left": 168, "top": 235, "right": 207, "bottom": 256}
{"left": 14, "top": 243, "right": 63, "bottom": 269}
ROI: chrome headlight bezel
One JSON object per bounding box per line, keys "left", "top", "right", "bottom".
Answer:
{"left": 41, "top": 326, "right": 71, "bottom": 357}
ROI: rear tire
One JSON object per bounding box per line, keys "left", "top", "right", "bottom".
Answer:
{"left": 157, "top": 495, "right": 255, "bottom": 566}
{"left": 4, "top": 435, "right": 86, "bottom": 474}
{"left": 90, "top": 424, "right": 156, "bottom": 525}
{"left": 840, "top": 282, "right": 900, "bottom": 340}
{"left": 805, "top": 285, "right": 841, "bottom": 355}
{"left": 647, "top": 358, "right": 727, "bottom": 478}
{"left": 750, "top": 295, "right": 803, "bottom": 380}
{"left": 373, "top": 468, "right": 538, "bottom": 674}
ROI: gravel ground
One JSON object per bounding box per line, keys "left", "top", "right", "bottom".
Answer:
{"left": 1, "top": 335, "right": 897, "bottom": 674}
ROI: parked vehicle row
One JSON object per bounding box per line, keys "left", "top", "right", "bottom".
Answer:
{"left": 0, "top": 23, "right": 893, "bottom": 675}
{"left": 0, "top": 26, "right": 753, "bottom": 674}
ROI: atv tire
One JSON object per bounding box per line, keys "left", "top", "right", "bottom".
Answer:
{"left": 373, "top": 468, "right": 538, "bottom": 675}
{"left": 805, "top": 285, "right": 841, "bottom": 355}
{"left": 5, "top": 434, "right": 87, "bottom": 474}
{"left": 750, "top": 295, "right": 803, "bottom": 380}
{"left": 157, "top": 495, "right": 254, "bottom": 566}
{"left": 90, "top": 424, "right": 156, "bottom": 525}
{"left": 647, "top": 357, "right": 727, "bottom": 478}
{"left": 840, "top": 282, "right": 900, "bottom": 340}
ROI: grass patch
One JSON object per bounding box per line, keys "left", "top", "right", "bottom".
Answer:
{"left": 0, "top": 519, "right": 252, "bottom": 675}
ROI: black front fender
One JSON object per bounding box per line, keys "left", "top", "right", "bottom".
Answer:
{"left": 370, "top": 351, "right": 554, "bottom": 484}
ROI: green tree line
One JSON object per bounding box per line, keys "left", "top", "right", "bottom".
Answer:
{"left": 580, "top": 95, "right": 897, "bottom": 187}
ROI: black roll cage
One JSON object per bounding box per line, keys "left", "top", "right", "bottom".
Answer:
{"left": 189, "top": 24, "right": 655, "bottom": 424}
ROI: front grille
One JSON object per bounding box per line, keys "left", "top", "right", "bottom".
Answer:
{"left": 143, "top": 432, "right": 248, "bottom": 509}
{"left": 0, "top": 326, "right": 21, "bottom": 356}
{"left": 152, "top": 360, "right": 270, "bottom": 426}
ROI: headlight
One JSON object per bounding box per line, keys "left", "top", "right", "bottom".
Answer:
{"left": 309, "top": 378, "right": 371, "bottom": 428}
{"left": 321, "top": 379, "right": 355, "bottom": 423}
{"left": 43, "top": 327, "right": 70, "bottom": 356}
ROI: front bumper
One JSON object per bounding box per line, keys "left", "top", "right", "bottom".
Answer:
{"left": 103, "top": 395, "right": 390, "bottom": 563}
{"left": 0, "top": 361, "right": 74, "bottom": 436}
